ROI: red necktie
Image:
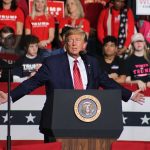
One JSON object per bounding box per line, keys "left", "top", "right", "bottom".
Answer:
{"left": 73, "top": 60, "right": 83, "bottom": 89}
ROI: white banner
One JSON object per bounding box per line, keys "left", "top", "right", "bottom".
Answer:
{"left": 118, "top": 98, "right": 150, "bottom": 141}
{"left": 136, "top": 0, "right": 150, "bottom": 15}
{"left": 0, "top": 95, "right": 150, "bottom": 141}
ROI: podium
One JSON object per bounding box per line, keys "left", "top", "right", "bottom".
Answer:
{"left": 50, "top": 89, "right": 123, "bottom": 150}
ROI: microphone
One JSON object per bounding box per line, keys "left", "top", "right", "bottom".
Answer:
{"left": 79, "top": 50, "right": 87, "bottom": 64}
{"left": 79, "top": 50, "right": 87, "bottom": 55}
{"left": 79, "top": 50, "right": 91, "bottom": 75}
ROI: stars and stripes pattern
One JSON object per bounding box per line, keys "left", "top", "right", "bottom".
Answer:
{"left": 118, "top": 8, "right": 128, "bottom": 49}
{"left": 0, "top": 111, "right": 150, "bottom": 126}
{"left": 0, "top": 84, "right": 150, "bottom": 141}
{"left": 0, "top": 111, "right": 39, "bottom": 125}
{"left": 122, "top": 112, "right": 150, "bottom": 126}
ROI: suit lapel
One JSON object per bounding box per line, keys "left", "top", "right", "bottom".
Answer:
{"left": 61, "top": 53, "right": 93, "bottom": 89}
{"left": 61, "top": 53, "right": 74, "bottom": 89}
{"left": 81, "top": 56, "right": 92, "bottom": 89}
{"left": 84, "top": 56, "right": 93, "bottom": 89}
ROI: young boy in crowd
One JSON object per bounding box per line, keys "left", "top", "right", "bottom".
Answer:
{"left": 12, "top": 35, "right": 43, "bottom": 82}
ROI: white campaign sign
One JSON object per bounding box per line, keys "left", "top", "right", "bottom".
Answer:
{"left": 136, "top": 0, "right": 150, "bottom": 15}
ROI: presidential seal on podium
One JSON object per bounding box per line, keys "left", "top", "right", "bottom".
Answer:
{"left": 74, "top": 95, "right": 101, "bottom": 122}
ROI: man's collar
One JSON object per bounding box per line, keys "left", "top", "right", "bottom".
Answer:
{"left": 67, "top": 54, "right": 82, "bottom": 65}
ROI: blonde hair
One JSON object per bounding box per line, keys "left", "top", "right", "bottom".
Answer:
{"left": 129, "top": 43, "right": 150, "bottom": 64}
{"left": 64, "top": 28, "right": 87, "bottom": 42}
{"left": 65, "top": 0, "right": 85, "bottom": 18}
{"left": 31, "top": 0, "right": 48, "bottom": 19}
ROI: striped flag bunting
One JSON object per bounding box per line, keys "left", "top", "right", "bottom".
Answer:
{"left": 0, "top": 83, "right": 150, "bottom": 141}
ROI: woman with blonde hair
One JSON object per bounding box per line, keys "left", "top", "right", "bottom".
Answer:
{"left": 129, "top": 33, "right": 150, "bottom": 64}
{"left": 58, "top": 0, "right": 90, "bottom": 42}
{"left": 25, "top": 0, "right": 55, "bottom": 57}
{"left": 125, "top": 33, "right": 150, "bottom": 91}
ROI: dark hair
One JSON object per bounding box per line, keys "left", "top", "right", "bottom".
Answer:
{"left": 111, "top": 0, "right": 127, "bottom": 4}
{"left": 0, "top": 26, "right": 15, "bottom": 48}
{"left": 0, "top": 0, "right": 17, "bottom": 11}
{"left": 110, "top": 0, "right": 128, "bottom": 13}
{"left": 3, "top": 34, "right": 16, "bottom": 49}
{"left": 24, "top": 35, "right": 39, "bottom": 50}
{"left": 0, "top": 26, "right": 15, "bottom": 35}
{"left": 103, "top": 36, "right": 118, "bottom": 46}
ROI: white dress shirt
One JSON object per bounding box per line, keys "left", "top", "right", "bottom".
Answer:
{"left": 68, "top": 54, "right": 88, "bottom": 89}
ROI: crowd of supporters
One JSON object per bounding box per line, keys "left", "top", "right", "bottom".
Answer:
{"left": 0, "top": 0, "right": 150, "bottom": 91}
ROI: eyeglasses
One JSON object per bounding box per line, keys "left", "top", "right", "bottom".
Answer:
{"left": 67, "top": 38, "right": 82, "bottom": 44}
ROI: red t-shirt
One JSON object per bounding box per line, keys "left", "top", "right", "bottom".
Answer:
{"left": 17, "top": 0, "right": 29, "bottom": 17}
{"left": 59, "top": 17, "right": 90, "bottom": 33}
{"left": 80, "top": 0, "right": 109, "bottom": 29}
{"left": 25, "top": 15, "right": 55, "bottom": 49}
{"left": 0, "top": 7, "right": 24, "bottom": 34}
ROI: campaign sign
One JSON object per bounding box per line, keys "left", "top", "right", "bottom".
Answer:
{"left": 136, "top": 0, "right": 150, "bottom": 15}
{"left": 29, "top": 0, "right": 64, "bottom": 22}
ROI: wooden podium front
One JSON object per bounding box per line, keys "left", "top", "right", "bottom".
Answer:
{"left": 57, "top": 138, "right": 115, "bottom": 150}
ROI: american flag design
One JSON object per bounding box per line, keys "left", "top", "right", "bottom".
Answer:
{"left": 0, "top": 83, "right": 150, "bottom": 141}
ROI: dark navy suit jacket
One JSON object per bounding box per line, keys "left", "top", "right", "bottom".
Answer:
{"left": 10, "top": 52, "right": 132, "bottom": 134}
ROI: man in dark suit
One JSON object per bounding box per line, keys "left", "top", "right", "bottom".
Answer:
{"left": 0, "top": 28, "right": 144, "bottom": 142}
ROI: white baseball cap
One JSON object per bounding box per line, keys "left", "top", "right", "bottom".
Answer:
{"left": 131, "top": 33, "right": 145, "bottom": 43}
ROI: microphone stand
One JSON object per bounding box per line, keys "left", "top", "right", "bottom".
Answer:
{"left": 0, "top": 63, "right": 13, "bottom": 150}
{"left": 0, "top": 53, "right": 20, "bottom": 150}
{"left": 7, "top": 64, "right": 12, "bottom": 150}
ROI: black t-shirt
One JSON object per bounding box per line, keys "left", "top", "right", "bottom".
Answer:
{"left": 98, "top": 56, "right": 126, "bottom": 75}
{"left": 125, "top": 55, "right": 150, "bottom": 82}
{"left": 12, "top": 55, "right": 43, "bottom": 77}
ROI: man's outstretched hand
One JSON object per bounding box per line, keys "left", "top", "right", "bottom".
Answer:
{"left": 131, "top": 89, "right": 145, "bottom": 105}
{"left": 0, "top": 89, "right": 145, "bottom": 105}
{"left": 0, "top": 91, "right": 8, "bottom": 105}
